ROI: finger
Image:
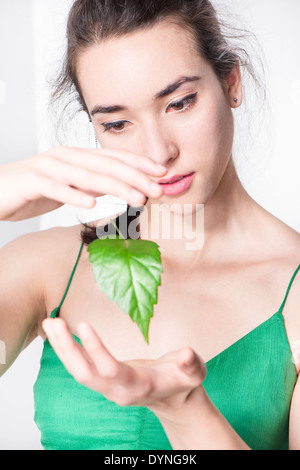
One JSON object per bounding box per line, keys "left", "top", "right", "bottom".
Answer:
{"left": 23, "top": 171, "right": 96, "bottom": 208}
{"left": 48, "top": 148, "right": 164, "bottom": 196}
{"left": 177, "top": 347, "right": 207, "bottom": 382}
{"left": 95, "top": 148, "right": 168, "bottom": 176}
{"left": 77, "top": 323, "right": 124, "bottom": 380}
{"left": 77, "top": 323, "right": 153, "bottom": 406}
{"left": 52, "top": 146, "right": 167, "bottom": 176}
{"left": 78, "top": 323, "right": 137, "bottom": 386}
{"left": 36, "top": 154, "right": 162, "bottom": 204}
{"left": 42, "top": 318, "right": 95, "bottom": 384}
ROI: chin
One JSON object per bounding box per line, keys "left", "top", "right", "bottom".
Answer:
{"left": 158, "top": 198, "right": 205, "bottom": 216}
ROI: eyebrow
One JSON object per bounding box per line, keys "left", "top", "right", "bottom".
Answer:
{"left": 90, "top": 75, "right": 201, "bottom": 117}
{"left": 154, "top": 75, "right": 201, "bottom": 100}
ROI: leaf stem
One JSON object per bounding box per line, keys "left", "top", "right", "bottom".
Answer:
{"left": 110, "top": 219, "right": 125, "bottom": 239}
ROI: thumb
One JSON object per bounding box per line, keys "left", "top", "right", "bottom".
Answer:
{"left": 177, "top": 347, "right": 207, "bottom": 382}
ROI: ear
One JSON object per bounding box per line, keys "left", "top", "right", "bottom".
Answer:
{"left": 225, "top": 62, "right": 243, "bottom": 108}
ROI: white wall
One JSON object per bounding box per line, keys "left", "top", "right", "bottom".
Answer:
{"left": 0, "top": 0, "right": 43, "bottom": 450}
{"left": 228, "top": 0, "right": 300, "bottom": 231}
{"left": 0, "top": 0, "right": 299, "bottom": 450}
{"left": 0, "top": 0, "right": 41, "bottom": 248}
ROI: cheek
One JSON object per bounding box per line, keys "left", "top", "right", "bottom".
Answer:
{"left": 182, "top": 99, "right": 234, "bottom": 169}
{"left": 97, "top": 127, "right": 142, "bottom": 152}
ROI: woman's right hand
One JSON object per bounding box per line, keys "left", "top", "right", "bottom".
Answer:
{"left": 0, "top": 146, "right": 167, "bottom": 221}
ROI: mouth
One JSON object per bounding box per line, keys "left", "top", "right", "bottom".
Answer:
{"left": 158, "top": 172, "right": 196, "bottom": 196}
{"left": 158, "top": 173, "right": 194, "bottom": 185}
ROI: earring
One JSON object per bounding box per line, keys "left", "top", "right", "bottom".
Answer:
{"left": 95, "top": 134, "right": 99, "bottom": 148}
{"left": 233, "top": 98, "right": 238, "bottom": 104}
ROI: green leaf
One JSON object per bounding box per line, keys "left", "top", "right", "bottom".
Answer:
{"left": 87, "top": 233, "right": 163, "bottom": 344}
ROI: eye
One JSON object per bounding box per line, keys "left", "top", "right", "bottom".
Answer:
{"left": 166, "top": 92, "right": 198, "bottom": 114}
{"left": 101, "top": 120, "right": 130, "bottom": 134}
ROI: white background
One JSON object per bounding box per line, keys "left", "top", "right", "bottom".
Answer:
{"left": 0, "top": 0, "right": 299, "bottom": 450}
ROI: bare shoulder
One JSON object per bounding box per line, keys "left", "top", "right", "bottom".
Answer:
{"left": 40, "top": 223, "right": 85, "bottom": 266}
{"left": 280, "top": 230, "right": 300, "bottom": 373}
{"left": 0, "top": 223, "right": 81, "bottom": 274}
{"left": 276, "top": 222, "right": 300, "bottom": 306}
{"left": 278, "top": 220, "right": 300, "bottom": 293}
{"left": 16, "top": 222, "right": 84, "bottom": 299}
{"left": 11, "top": 222, "right": 85, "bottom": 339}
{"left": 8, "top": 223, "right": 84, "bottom": 270}
{"left": 262, "top": 213, "right": 300, "bottom": 354}
{"left": 38, "top": 221, "right": 86, "bottom": 284}
{"left": 274, "top": 220, "right": 300, "bottom": 264}
{"left": 0, "top": 222, "right": 87, "bottom": 350}
{"left": 33, "top": 216, "right": 114, "bottom": 314}
{"left": 262, "top": 208, "right": 300, "bottom": 287}
{"left": 253, "top": 203, "right": 300, "bottom": 262}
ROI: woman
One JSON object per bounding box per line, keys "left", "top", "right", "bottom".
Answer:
{"left": 1, "top": 0, "right": 300, "bottom": 450}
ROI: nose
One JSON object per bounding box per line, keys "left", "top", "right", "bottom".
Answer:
{"left": 142, "top": 123, "right": 179, "bottom": 167}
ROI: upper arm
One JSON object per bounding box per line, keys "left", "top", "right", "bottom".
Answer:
{"left": 0, "top": 231, "right": 47, "bottom": 377}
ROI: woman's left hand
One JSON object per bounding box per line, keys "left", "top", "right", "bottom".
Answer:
{"left": 42, "top": 318, "right": 207, "bottom": 419}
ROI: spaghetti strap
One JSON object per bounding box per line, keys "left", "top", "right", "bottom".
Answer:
{"left": 278, "top": 264, "right": 300, "bottom": 314}
{"left": 50, "top": 224, "right": 87, "bottom": 319}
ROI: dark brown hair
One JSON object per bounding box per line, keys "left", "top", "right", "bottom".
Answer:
{"left": 52, "top": 0, "right": 263, "bottom": 246}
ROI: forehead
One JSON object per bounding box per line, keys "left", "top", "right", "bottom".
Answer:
{"left": 76, "top": 21, "right": 207, "bottom": 107}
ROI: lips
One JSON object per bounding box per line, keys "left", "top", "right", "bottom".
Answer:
{"left": 159, "top": 172, "right": 195, "bottom": 196}
{"left": 158, "top": 173, "right": 194, "bottom": 184}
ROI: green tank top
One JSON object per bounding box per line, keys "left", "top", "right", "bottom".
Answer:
{"left": 33, "top": 235, "right": 300, "bottom": 450}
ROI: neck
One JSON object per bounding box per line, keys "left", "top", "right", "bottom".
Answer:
{"left": 138, "top": 157, "right": 256, "bottom": 268}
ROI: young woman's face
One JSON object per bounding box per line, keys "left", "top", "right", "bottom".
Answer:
{"left": 76, "top": 21, "right": 238, "bottom": 208}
